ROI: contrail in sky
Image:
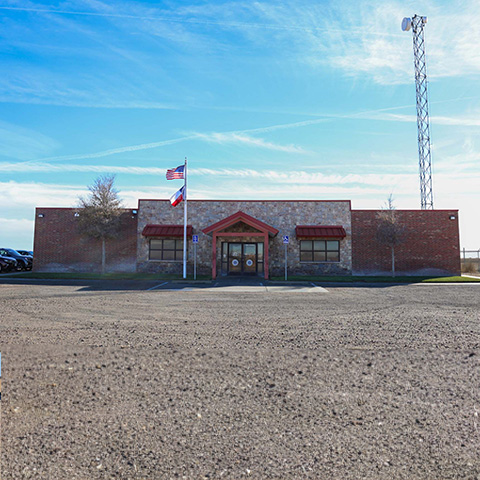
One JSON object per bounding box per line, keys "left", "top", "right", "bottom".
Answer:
{"left": 10, "top": 102, "right": 477, "bottom": 166}
{"left": 40, "top": 136, "right": 196, "bottom": 162}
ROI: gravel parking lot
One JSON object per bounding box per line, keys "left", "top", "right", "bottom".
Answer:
{"left": 0, "top": 280, "right": 479, "bottom": 479}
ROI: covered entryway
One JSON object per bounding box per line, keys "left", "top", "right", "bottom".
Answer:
{"left": 222, "top": 242, "right": 264, "bottom": 276}
{"left": 202, "top": 211, "right": 278, "bottom": 280}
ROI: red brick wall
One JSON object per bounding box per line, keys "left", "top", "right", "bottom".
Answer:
{"left": 33, "top": 208, "right": 138, "bottom": 272}
{"left": 352, "top": 210, "right": 460, "bottom": 275}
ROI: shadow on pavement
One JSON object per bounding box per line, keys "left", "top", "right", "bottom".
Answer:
{"left": 0, "top": 276, "right": 158, "bottom": 292}
{"left": 0, "top": 275, "right": 416, "bottom": 292}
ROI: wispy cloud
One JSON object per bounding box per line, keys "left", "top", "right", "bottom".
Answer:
{"left": 353, "top": 111, "right": 480, "bottom": 127}
{"left": 2, "top": 170, "right": 478, "bottom": 203}
{"left": 0, "top": 1, "right": 198, "bottom": 108}
{"left": 0, "top": 180, "right": 188, "bottom": 210}
{"left": 0, "top": 217, "right": 35, "bottom": 249}
{"left": 0, "top": 120, "right": 59, "bottom": 160}
{"left": 0, "top": 181, "right": 85, "bottom": 209}
{"left": 3, "top": 159, "right": 476, "bottom": 183}
{"left": 320, "top": 0, "right": 480, "bottom": 85}
{"left": 21, "top": 105, "right": 479, "bottom": 164}
{"left": 190, "top": 132, "right": 307, "bottom": 153}
{"left": 2, "top": 0, "right": 480, "bottom": 112}
{"left": 0, "top": 4, "right": 398, "bottom": 35}
{"left": 240, "top": 118, "right": 328, "bottom": 134}
{"left": 0, "top": 162, "right": 166, "bottom": 175}
{"left": 38, "top": 137, "right": 196, "bottom": 162}
{"left": 0, "top": 63, "right": 180, "bottom": 109}
{"left": 192, "top": 168, "right": 411, "bottom": 186}
{"left": 435, "top": 151, "right": 480, "bottom": 173}
{"left": 0, "top": 163, "right": 411, "bottom": 182}
{"left": 29, "top": 119, "right": 316, "bottom": 163}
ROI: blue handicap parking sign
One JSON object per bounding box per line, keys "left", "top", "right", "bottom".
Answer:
{"left": 282, "top": 235, "right": 289, "bottom": 244}
{"left": 192, "top": 235, "right": 199, "bottom": 243}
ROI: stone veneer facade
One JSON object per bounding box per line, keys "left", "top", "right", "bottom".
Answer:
{"left": 137, "top": 200, "right": 353, "bottom": 277}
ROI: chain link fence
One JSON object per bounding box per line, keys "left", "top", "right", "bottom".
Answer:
{"left": 461, "top": 249, "right": 480, "bottom": 274}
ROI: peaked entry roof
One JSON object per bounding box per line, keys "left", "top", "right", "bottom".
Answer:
{"left": 202, "top": 210, "right": 279, "bottom": 236}
{"left": 142, "top": 224, "right": 193, "bottom": 237}
{"left": 295, "top": 225, "right": 346, "bottom": 238}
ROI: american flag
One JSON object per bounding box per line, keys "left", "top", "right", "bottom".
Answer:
{"left": 166, "top": 165, "right": 185, "bottom": 180}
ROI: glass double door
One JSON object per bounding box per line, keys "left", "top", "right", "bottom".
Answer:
{"left": 223, "top": 242, "right": 264, "bottom": 276}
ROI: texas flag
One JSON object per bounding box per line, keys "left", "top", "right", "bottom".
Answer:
{"left": 170, "top": 186, "right": 185, "bottom": 207}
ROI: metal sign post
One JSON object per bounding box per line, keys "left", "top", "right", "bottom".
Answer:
{"left": 192, "top": 235, "right": 199, "bottom": 280}
{"left": 282, "top": 235, "right": 289, "bottom": 281}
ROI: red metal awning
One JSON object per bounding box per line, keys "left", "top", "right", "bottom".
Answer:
{"left": 142, "top": 224, "right": 193, "bottom": 237}
{"left": 295, "top": 225, "right": 346, "bottom": 238}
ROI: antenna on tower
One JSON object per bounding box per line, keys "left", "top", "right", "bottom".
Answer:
{"left": 402, "top": 15, "right": 434, "bottom": 210}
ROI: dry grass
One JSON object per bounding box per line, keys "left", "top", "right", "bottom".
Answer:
{"left": 462, "top": 261, "right": 479, "bottom": 274}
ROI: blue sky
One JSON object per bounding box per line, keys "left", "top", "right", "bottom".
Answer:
{"left": 1, "top": 0, "right": 479, "bottom": 250}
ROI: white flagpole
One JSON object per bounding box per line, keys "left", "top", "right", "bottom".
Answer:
{"left": 183, "top": 157, "right": 187, "bottom": 279}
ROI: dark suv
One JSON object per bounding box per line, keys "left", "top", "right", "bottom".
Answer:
{"left": 0, "top": 255, "right": 18, "bottom": 272}
{"left": 0, "top": 248, "right": 32, "bottom": 271}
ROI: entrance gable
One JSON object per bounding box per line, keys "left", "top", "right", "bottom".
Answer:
{"left": 202, "top": 210, "right": 279, "bottom": 236}
{"left": 222, "top": 221, "right": 263, "bottom": 234}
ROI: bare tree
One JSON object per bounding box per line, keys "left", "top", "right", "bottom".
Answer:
{"left": 376, "top": 195, "right": 407, "bottom": 277}
{"left": 77, "top": 175, "right": 123, "bottom": 274}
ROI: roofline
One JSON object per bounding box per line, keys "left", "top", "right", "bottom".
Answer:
{"left": 143, "top": 224, "right": 193, "bottom": 227}
{"left": 138, "top": 199, "right": 352, "bottom": 204}
{"left": 352, "top": 209, "right": 459, "bottom": 213}
{"left": 35, "top": 207, "right": 135, "bottom": 211}
{"left": 36, "top": 207, "right": 77, "bottom": 211}
{"left": 139, "top": 199, "right": 351, "bottom": 202}
{"left": 296, "top": 225, "right": 346, "bottom": 228}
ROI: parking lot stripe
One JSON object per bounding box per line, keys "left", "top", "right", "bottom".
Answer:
{"left": 310, "top": 282, "right": 329, "bottom": 292}
{"left": 147, "top": 282, "right": 169, "bottom": 291}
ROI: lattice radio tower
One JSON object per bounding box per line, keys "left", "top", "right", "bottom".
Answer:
{"left": 402, "top": 15, "right": 434, "bottom": 210}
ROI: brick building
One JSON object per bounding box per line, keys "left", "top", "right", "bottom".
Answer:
{"left": 351, "top": 210, "right": 461, "bottom": 275}
{"left": 33, "top": 199, "right": 461, "bottom": 277}
{"left": 33, "top": 208, "right": 138, "bottom": 273}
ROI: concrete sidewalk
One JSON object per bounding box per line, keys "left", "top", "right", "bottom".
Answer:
{"left": 150, "top": 277, "right": 328, "bottom": 293}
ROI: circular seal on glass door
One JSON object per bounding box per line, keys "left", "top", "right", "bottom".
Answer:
{"left": 232, "top": 259, "right": 239, "bottom": 266}
{"left": 246, "top": 259, "right": 253, "bottom": 267}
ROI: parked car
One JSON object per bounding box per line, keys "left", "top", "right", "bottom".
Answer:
{"left": 0, "top": 248, "right": 32, "bottom": 271}
{"left": 0, "top": 254, "right": 18, "bottom": 272}
{"left": 17, "top": 250, "right": 33, "bottom": 257}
